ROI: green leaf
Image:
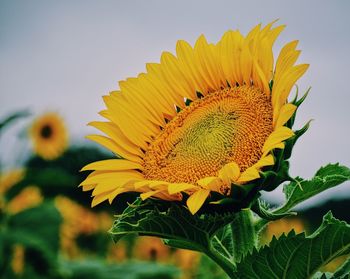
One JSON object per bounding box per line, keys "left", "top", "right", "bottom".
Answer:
{"left": 109, "top": 199, "right": 235, "bottom": 253}
{"left": 251, "top": 199, "right": 296, "bottom": 221}
{"left": 234, "top": 211, "right": 350, "bottom": 279}
{"left": 277, "top": 164, "right": 350, "bottom": 214}
{"left": 212, "top": 225, "right": 234, "bottom": 261}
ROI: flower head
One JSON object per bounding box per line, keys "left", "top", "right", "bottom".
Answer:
{"left": 81, "top": 21, "right": 308, "bottom": 214}
{"left": 30, "top": 112, "right": 68, "bottom": 160}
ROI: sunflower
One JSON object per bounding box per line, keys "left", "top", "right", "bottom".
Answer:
{"left": 80, "top": 21, "right": 308, "bottom": 214}
{"left": 30, "top": 112, "right": 68, "bottom": 160}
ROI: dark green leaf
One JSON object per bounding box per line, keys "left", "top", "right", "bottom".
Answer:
{"left": 234, "top": 212, "right": 350, "bottom": 279}
{"left": 277, "top": 164, "right": 350, "bottom": 214}
{"left": 109, "top": 199, "right": 236, "bottom": 253}
{"left": 212, "top": 225, "right": 234, "bottom": 261}
{"left": 251, "top": 199, "right": 296, "bottom": 221}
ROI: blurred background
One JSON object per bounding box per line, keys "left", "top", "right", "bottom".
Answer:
{"left": 0, "top": 1, "right": 349, "bottom": 278}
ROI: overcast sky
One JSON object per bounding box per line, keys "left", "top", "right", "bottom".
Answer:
{"left": 1, "top": 0, "right": 349, "bottom": 206}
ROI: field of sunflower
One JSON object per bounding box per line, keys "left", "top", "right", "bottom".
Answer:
{"left": 1, "top": 5, "right": 350, "bottom": 278}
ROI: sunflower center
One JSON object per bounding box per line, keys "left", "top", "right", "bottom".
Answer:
{"left": 143, "top": 85, "right": 273, "bottom": 184}
{"left": 40, "top": 125, "right": 53, "bottom": 139}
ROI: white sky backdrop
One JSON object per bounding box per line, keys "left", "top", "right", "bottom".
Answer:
{"left": 1, "top": 0, "right": 349, "bottom": 207}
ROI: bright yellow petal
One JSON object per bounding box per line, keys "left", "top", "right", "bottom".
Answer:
{"left": 167, "top": 183, "right": 198, "bottom": 195}
{"left": 92, "top": 178, "right": 138, "bottom": 196}
{"left": 119, "top": 79, "right": 165, "bottom": 126}
{"left": 197, "top": 177, "right": 222, "bottom": 192}
{"left": 108, "top": 188, "right": 129, "bottom": 204}
{"left": 140, "top": 190, "right": 163, "bottom": 200}
{"left": 218, "top": 162, "right": 240, "bottom": 184}
{"left": 186, "top": 189, "right": 210, "bottom": 215}
{"left": 81, "top": 159, "right": 143, "bottom": 172}
{"left": 237, "top": 167, "right": 260, "bottom": 183}
{"left": 160, "top": 51, "right": 196, "bottom": 100}
{"left": 86, "top": 135, "right": 143, "bottom": 164}
{"left": 176, "top": 40, "right": 206, "bottom": 94}
{"left": 194, "top": 35, "right": 222, "bottom": 93}
{"left": 91, "top": 192, "right": 112, "bottom": 207}
{"left": 81, "top": 184, "right": 95, "bottom": 191}
{"left": 252, "top": 154, "right": 275, "bottom": 169}
{"left": 80, "top": 171, "right": 142, "bottom": 186}
{"left": 262, "top": 127, "right": 294, "bottom": 155}
{"left": 88, "top": 121, "right": 143, "bottom": 156}
{"left": 275, "top": 103, "right": 297, "bottom": 128}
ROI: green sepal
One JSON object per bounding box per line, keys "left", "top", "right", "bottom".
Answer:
{"left": 259, "top": 159, "right": 291, "bottom": 192}
{"left": 287, "top": 87, "right": 311, "bottom": 128}
{"left": 284, "top": 119, "right": 313, "bottom": 160}
{"left": 205, "top": 182, "right": 258, "bottom": 213}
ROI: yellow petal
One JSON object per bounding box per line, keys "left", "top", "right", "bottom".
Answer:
{"left": 86, "top": 135, "right": 143, "bottom": 164}
{"left": 160, "top": 51, "right": 196, "bottom": 100}
{"left": 237, "top": 167, "right": 260, "bottom": 183}
{"left": 88, "top": 121, "right": 143, "bottom": 156}
{"left": 119, "top": 79, "right": 165, "bottom": 126}
{"left": 134, "top": 180, "right": 153, "bottom": 189}
{"left": 103, "top": 95, "right": 149, "bottom": 149}
{"left": 167, "top": 183, "right": 198, "bottom": 195}
{"left": 186, "top": 189, "right": 210, "bottom": 215}
{"left": 176, "top": 40, "right": 209, "bottom": 94}
{"left": 140, "top": 190, "right": 162, "bottom": 200}
{"left": 275, "top": 40, "right": 299, "bottom": 78}
{"left": 81, "top": 184, "right": 95, "bottom": 191}
{"left": 252, "top": 154, "right": 275, "bottom": 169}
{"left": 92, "top": 178, "right": 138, "bottom": 196}
{"left": 262, "top": 127, "right": 294, "bottom": 154}
{"left": 218, "top": 162, "right": 240, "bottom": 184}
{"left": 194, "top": 35, "right": 222, "bottom": 92}
{"left": 197, "top": 176, "right": 223, "bottom": 192}
{"left": 80, "top": 171, "right": 142, "bottom": 186}
{"left": 275, "top": 103, "right": 297, "bottom": 128}
{"left": 108, "top": 188, "right": 129, "bottom": 204}
{"left": 148, "top": 181, "right": 169, "bottom": 190}
{"left": 91, "top": 192, "right": 112, "bottom": 207}
{"left": 81, "top": 159, "right": 143, "bottom": 172}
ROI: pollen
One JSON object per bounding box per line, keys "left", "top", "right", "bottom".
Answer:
{"left": 142, "top": 85, "right": 273, "bottom": 184}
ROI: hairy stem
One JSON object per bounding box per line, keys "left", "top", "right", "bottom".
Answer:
{"left": 231, "top": 209, "right": 256, "bottom": 262}
{"left": 205, "top": 244, "right": 236, "bottom": 278}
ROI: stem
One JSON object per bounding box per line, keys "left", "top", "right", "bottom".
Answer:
{"left": 205, "top": 244, "right": 236, "bottom": 278}
{"left": 230, "top": 208, "right": 256, "bottom": 261}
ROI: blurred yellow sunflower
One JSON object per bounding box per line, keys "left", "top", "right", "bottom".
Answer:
{"left": 30, "top": 112, "right": 68, "bottom": 160}
{"left": 81, "top": 21, "right": 308, "bottom": 214}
